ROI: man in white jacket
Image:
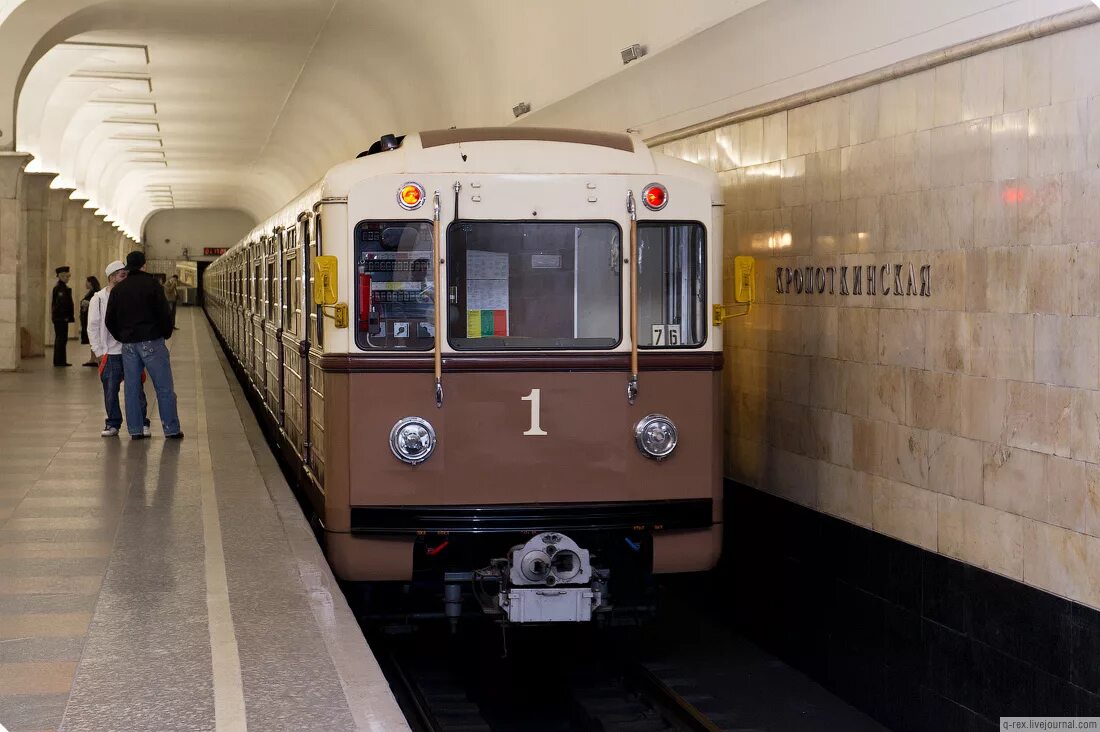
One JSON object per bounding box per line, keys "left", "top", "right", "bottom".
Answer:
{"left": 88, "top": 260, "right": 150, "bottom": 437}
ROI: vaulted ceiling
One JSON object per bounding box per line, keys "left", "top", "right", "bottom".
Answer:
{"left": 2, "top": 0, "right": 765, "bottom": 239}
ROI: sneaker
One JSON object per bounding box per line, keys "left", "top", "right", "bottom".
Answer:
{"left": 165, "top": 432, "right": 185, "bottom": 440}
{"left": 131, "top": 434, "right": 150, "bottom": 441}
{"left": 101, "top": 427, "right": 119, "bottom": 437}
{"left": 142, "top": 425, "right": 152, "bottom": 437}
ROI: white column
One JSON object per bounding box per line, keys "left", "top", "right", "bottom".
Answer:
{"left": 20, "top": 172, "right": 55, "bottom": 357}
{"left": 0, "top": 152, "right": 31, "bottom": 370}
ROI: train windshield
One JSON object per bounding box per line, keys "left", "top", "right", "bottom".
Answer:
{"left": 354, "top": 220, "right": 436, "bottom": 351}
{"left": 446, "top": 221, "right": 621, "bottom": 350}
{"left": 637, "top": 222, "right": 707, "bottom": 348}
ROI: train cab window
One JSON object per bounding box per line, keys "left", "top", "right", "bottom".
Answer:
{"left": 446, "top": 221, "right": 621, "bottom": 350}
{"left": 353, "top": 220, "right": 435, "bottom": 351}
{"left": 637, "top": 222, "right": 707, "bottom": 348}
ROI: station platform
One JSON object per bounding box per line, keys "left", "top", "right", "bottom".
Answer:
{"left": 0, "top": 309, "right": 409, "bottom": 732}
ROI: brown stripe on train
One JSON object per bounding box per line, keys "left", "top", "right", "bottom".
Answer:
{"left": 318, "top": 351, "right": 724, "bottom": 373}
{"left": 419, "top": 127, "right": 635, "bottom": 153}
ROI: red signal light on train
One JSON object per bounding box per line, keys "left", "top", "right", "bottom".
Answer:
{"left": 397, "top": 182, "right": 425, "bottom": 210}
{"left": 642, "top": 183, "right": 668, "bottom": 211}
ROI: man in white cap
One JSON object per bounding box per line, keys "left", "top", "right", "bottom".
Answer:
{"left": 88, "top": 260, "right": 150, "bottom": 437}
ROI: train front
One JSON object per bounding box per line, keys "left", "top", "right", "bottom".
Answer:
{"left": 321, "top": 129, "right": 723, "bottom": 624}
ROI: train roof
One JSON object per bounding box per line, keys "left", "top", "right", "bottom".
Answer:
{"left": 221, "top": 128, "right": 716, "bottom": 259}
{"left": 322, "top": 128, "right": 715, "bottom": 196}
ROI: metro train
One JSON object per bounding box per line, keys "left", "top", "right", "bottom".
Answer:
{"left": 203, "top": 127, "right": 724, "bottom": 624}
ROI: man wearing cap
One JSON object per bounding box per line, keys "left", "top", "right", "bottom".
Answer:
{"left": 88, "top": 260, "right": 151, "bottom": 438}
{"left": 50, "top": 266, "right": 74, "bottom": 367}
{"left": 104, "top": 251, "right": 182, "bottom": 440}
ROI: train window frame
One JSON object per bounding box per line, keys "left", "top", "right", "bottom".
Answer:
{"left": 636, "top": 220, "right": 708, "bottom": 351}
{"left": 312, "top": 213, "right": 324, "bottom": 349}
{"left": 445, "top": 219, "right": 624, "bottom": 352}
{"left": 284, "top": 251, "right": 299, "bottom": 336}
{"left": 302, "top": 216, "right": 315, "bottom": 345}
{"left": 352, "top": 219, "right": 435, "bottom": 352}
{"left": 266, "top": 258, "right": 277, "bottom": 322}
{"left": 253, "top": 261, "right": 261, "bottom": 313}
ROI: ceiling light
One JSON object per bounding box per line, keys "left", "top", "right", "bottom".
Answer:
{"left": 111, "top": 134, "right": 162, "bottom": 143}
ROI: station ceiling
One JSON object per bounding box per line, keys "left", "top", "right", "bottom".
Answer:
{"left": 1, "top": 0, "right": 764, "bottom": 239}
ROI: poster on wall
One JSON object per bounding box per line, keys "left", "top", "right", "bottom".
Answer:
{"left": 176, "top": 261, "right": 198, "bottom": 287}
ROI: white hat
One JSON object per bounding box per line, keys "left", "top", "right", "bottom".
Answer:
{"left": 105, "top": 260, "right": 126, "bottom": 277}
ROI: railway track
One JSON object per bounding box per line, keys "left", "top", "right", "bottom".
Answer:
{"left": 374, "top": 624, "right": 733, "bottom": 732}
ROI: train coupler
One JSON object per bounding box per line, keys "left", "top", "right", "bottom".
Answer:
{"left": 453, "top": 532, "right": 609, "bottom": 623}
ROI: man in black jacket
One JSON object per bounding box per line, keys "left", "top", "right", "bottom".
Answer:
{"left": 51, "top": 266, "right": 74, "bottom": 367}
{"left": 104, "top": 251, "right": 183, "bottom": 440}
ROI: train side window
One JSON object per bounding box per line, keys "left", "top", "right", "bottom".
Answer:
{"left": 637, "top": 222, "right": 707, "bottom": 349}
{"left": 267, "top": 260, "right": 276, "bottom": 321}
{"left": 284, "top": 254, "right": 299, "bottom": 335}
{"left": 253, "top": 263, "right": 261, "bottom": 312}
{"left": 353, "top": 220, "right": 434, "bottom": 351}
{"left": 303, "top": 218, "right": 314, "bottom": 344}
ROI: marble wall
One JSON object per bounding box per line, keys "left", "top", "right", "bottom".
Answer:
{"left": 655, "top": 22, "right": 1100, "bottom": 610}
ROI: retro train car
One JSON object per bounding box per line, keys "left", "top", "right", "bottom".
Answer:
{"left": 204, "top": 128, "right": 724, "bottom": 623}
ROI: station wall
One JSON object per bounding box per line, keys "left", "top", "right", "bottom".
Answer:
{"left": 652, "top": 17, "right": 1100, "bottom": 609}
{"left": 647, "top": 17, "right": 1100, "bottom": 725}
{"left": 142, "top": 208, "right": 254, "bottom": 262}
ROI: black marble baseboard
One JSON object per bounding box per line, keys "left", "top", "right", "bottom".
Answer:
{"left": 716, "top": 482, "right": 1100, "bottom": 732}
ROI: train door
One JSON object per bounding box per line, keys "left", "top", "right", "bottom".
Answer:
{"left": 305, "top": 210, "right": 326, "bottom": 492}
{"left": 264, "top": 232, "right": 280, "bottom": 419}
{"left": 253, "top": 240, "right": 265, "bottom": 390}
{"left": 275, "top": 227, "right": 288, "bottom": 429}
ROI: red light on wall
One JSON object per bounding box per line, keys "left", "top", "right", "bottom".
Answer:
{"left": 1002, "top": 186, "right": 1027, "bottom": 204}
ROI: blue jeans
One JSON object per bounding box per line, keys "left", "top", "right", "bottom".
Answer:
{"left": 121, "top": 339, "right": 181, "bottom": 436}
{"left": 101, "top": 355, "right": 149, "bottom": 430}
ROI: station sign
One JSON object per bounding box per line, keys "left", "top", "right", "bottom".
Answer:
{"left": 203, "top": 247, "right": 228, "bottom": 256}
{"left": 775, "top": 262, "right": 931, "bottom": 297}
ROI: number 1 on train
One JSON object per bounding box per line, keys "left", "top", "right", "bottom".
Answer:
{"left": 521, "top": 389, "right": 548, "bottom": 436}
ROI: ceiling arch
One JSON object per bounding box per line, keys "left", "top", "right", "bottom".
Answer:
{"left": 5, "top": 0, "right": 766, "bottom": 238}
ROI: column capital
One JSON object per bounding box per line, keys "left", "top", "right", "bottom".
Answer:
{"left": 20, "top": 172, "right": 57, "bottom": 211}
{"left": 65, "top": 197, "right": 88, "bottom": 216}
{"left": 47, "top": 188, "right": 76, "bottom": 222}
{"left": 0, "top": 152, "right": 33, "bottom": 198}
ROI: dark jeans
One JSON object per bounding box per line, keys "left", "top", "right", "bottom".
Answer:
{"left": 101, "top": 355, "right": 149, "bottom": 430}
{"left": 121, "top": 338, "right": 181, "bottom": 436}
{"left": 52, "top": 320, "right": 68, "bottom": 365}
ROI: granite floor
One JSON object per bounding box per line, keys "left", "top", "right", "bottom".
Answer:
{"left": 0, "top": 309, "right": 409, "bottom": 732}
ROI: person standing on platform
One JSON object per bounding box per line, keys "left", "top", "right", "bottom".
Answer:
{"left": 50, "top": 266, "right": 74, "bottom": 367}
{"left": 79, "top": 276, "right": 101, "bottom": 367}
{"left": 164, "top": 274, "right": 181, "bottom": 331}
{"left": 88, "top": 261, "right": 151, "bottom": 438}
{"left": 104, "top": 251, "right": 183, "bottom": 441}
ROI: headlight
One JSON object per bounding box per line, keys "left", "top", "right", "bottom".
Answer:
{"left": 634, "top": 414, "right": 678, "bottom": 461}
{"left": 389, "top": 417, "right": 436, "bottom": 465}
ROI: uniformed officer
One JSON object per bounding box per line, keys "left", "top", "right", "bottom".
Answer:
{"left": 51, "top": 265, "right": 75, "bottom": 367}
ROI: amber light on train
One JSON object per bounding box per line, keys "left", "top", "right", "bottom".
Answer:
{"left": 397, "top": 182, "right": 425, "bottom": 210}
{"left": 642, "top": 183, "right": 668, "bottom": 211}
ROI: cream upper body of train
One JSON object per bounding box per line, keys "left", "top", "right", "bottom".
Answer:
{"left": 204, "top": 127, "right": 724, "bottom": 624}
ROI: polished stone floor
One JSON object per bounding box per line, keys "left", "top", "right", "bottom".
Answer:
{"left": 0, "top": 309, "right": 408, "bottom": 732}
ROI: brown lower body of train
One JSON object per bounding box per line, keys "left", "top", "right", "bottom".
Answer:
{"left": 211, "top": 309, "right": 721, "bottom": 623}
